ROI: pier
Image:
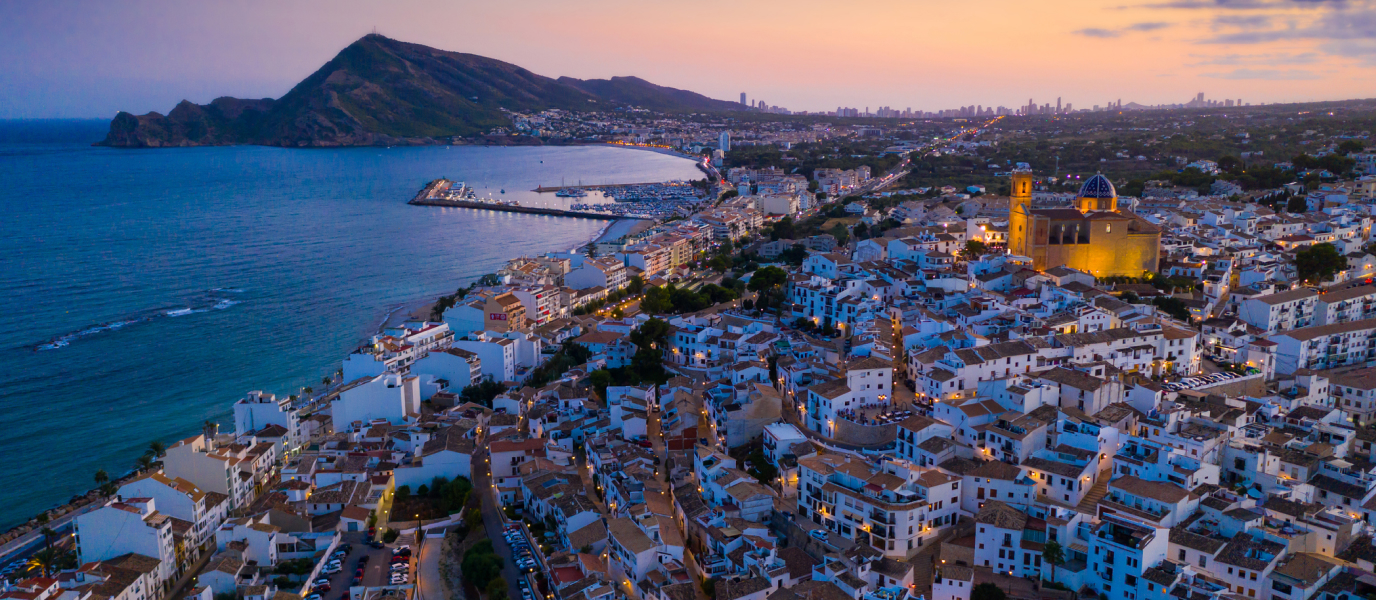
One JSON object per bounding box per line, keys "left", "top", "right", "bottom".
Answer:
{"left": 407, "top": 197, "right": 629, "bottom": 220}
{"left": 532, "top": 182, "right": 665, "bottom": 193}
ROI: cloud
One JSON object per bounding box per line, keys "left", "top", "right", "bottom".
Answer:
{"left": 1189, "top": 51, "right": 1320, "bottom": 64}
{"left": 1131, "top": 0, "right": 1345, "bottom": 8}
{"left": 1201, "top": 7, "right": 1376, "bottom": 48}
{"left": 1211, "top": 14, "right": 1273, "bottom": 28}
{"left": 1074, "top": 22, "right": 1173, "bottom": 37}
{"left": 1203, "top": 67, "right": 1322, "bottom": 78}
{"left": 1074, "top": 27, "right": 1122, "bottom": 37}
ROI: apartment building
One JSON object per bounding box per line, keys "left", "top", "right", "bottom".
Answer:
{"left": 75, "top": 498, "right": 178, "bottom": 590}
{"left": 1238, "top": 289, "right": 1318, "bottom": 333}
{"left": 232, "top": 390, "right": 302, "bottom": 450}
{"left": 566, "top": 257, "right": 628, "bottom": 291}
{"left": 1268, "top": 318, "right": 1376, "bottom": 375}
{"left": 1314, "top": 285, "right": 1376, "bottom": 325}
{"left": 796, "top": 454, "right": 931, "bottom": 558}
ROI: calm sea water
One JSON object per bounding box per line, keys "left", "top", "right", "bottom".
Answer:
{"left": 0, "top": 120, "right": 700, "bottom": 530}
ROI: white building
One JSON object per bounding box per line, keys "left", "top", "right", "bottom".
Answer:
{"left": 76, "top": 498, "right": 177, "bottom": 589}
{"left": 329, "top": 372, "right": 421, "bottom": 432}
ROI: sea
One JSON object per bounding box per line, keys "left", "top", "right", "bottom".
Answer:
{"left": 0, "top": 120, "right": 702, "bottom": 531}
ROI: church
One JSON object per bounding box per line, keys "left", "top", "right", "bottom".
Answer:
{"left": 1006, "top": 170, "right": 1161, "bottom": 277}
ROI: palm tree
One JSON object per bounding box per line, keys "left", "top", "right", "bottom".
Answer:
{"left": 148, "top": 440, "right": 166, "bottom": 457}
{"left": 28, "top": 547, "right": 59, "bottom": 578}
{"left": 135, "top": 454, "right": 155, "bottom": 472}
{"left": 1042, "top": 540, "right": 1065, "bottom": 585}
{"left": 99, "top": 482, "right": 117, "bottom": 497}
{"left": 94, "top": 469, "right": 109, "bottom": 486}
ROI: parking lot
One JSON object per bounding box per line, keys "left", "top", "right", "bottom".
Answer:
{"left": 1162, "top": 369, "right": 1257, "bottom": 392}
{"left": 500, "top": 524, "right": 542, "bottom": 600}
{"left": 306, "top": 531, "right": 415, "bottom": 600}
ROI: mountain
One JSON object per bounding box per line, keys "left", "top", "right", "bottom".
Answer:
{"left": 99, "top": 35, "right": 743, "bottom": 148}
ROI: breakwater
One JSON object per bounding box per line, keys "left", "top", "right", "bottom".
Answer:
{"left": 407, "top": 197, "right": 628, "bottom": 220}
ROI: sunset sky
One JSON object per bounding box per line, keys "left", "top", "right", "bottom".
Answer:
{"left": 1, "top": 0, "right": 1372, "bottom": 119}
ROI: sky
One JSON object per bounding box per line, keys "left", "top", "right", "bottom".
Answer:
{"left": 0, "top": 0, "right": 1373, "bottom": 119}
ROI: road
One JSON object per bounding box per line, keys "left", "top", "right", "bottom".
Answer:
{"left": 416, "top": 529, "right": 445, "bottom": 600}
{"left": 0, "top": 504, "right": 95, "bottom": 571}
{"left": 473, "top": 449, "right": 528, "bottom": 600}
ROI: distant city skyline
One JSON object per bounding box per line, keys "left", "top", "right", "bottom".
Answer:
{"left": 1, "top": 0, "right": 1373, "bottom": 119}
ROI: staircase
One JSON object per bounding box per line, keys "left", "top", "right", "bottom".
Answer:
{"left": 1076, "top": 469, "right": 1113, "bottom": 514}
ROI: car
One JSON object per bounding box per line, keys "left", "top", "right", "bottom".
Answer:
{"left": 314, "top": 578, "right": 331, "bottom": 586}
{"left": 370, "top": 541, "right": 385, "bottom": 549}
{"left": 355, "top": 568, "right": 364, "bottom": 577}
{"left": 808, "top": 529, "right": 828, "bottom": 541}
{"left": 390, "top": 576, "right": 408, "bottom": 584}
{"left": 351, "top": 577, "right": 362, "bottom": 586}
{"left": 391, "top": 556, "right": 409, "bottom": 563}
{"left": 322, "top": 567, "right": 341, "bottom": 575}
{"left": 636, "top": 439, "right": 653, "bottom": 448}
{"left": 390, "top": 563, "right": 409, "bottom": 571}
{"left": 314, "top": 584, "right": 331, "bottom": 593}
{"left": 305, "top": 595, "right": 322, "bottom": 600}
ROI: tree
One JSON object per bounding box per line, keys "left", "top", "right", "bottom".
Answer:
{"left": 627, "top": 275, "right": 645, "bottom": 295}
{"left": 1152, "top": 296, "right": 1191, "bottom": 322}
{"left": 148, "top": 440, "right": 166, "bottom": 457}
{"left": 486, "top": 577, "right": 509, "bottom": 600}
{"left": 394, "top": 485, "right": 412, "bottom": 504}
{"left": 771, "top": 217, "right": 796, "bottom": 241}
{"left": 461, "top": 540, "right": 504, "bottom": 590}
{"left": 829, "top": 223, "right": 849, "bottom": 247}
{"left": 971, "top": 583, "right": 1007, "bottom": 600}
{"left": 1338, "top": 140, "right": 1366, "bottom": 155}
{"left": 962, "top": 240, "right": 988, "bottom": 260}
{"left": 708, "top": 255, "right": 732, "bottom": 272}
{"left": 1286, "top": 195, "right": 1308, "bottom": 213}
{"left": 460, "top": 379, "right": 508, "bottom": 407}
{"left": 1042, "top": 540, "right": 1065, "bottom": 584}
{"left": 135, "top": 454, "right": 155, "bottom": 472}
{"left": 589, "top": 369, "right": 613, "bottom": 400}
{"left": 28, "top": 547, "right": 61, "bottom": 578}
{"left": 748, "top": 266, "right": 788, "bottom": 292}
{"left": 94, "top": 469, "right": 109, "bottom": 486}
{"left": 1295, "top": 243, "right": 1347, "bottom": 284}
{"left": 629, "top": 318, "right": 671, "bottom": 383}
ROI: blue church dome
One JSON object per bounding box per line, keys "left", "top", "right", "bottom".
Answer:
{"left": 1078, "top": 174, "right": 1116, "bottom": 199}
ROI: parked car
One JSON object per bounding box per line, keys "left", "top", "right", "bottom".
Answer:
{"left": 314, "top": 579, "right": 331, "bottom": 587}
{"left": 358, "top": 555, "right": 370, "bottom": 565}
{"left": 351, "top": 577, "right": 362, "bottom": 586}
{"left": 314, "top": 584, "right": 331, "bottom": 593}
{"left": 809, "top": 529, "right": 828, "bottom": 541}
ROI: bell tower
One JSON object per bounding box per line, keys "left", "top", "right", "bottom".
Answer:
{"left": 1008, "top": 170, "right": 1034, "bottom": 258}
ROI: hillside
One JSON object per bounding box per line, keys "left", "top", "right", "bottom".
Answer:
{"left": 99, "top": 35, "right": 741, "bottom": 147}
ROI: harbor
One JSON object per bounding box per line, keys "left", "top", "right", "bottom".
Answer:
{"left": 411, "top": 178, "right": 706, "bottom": 221}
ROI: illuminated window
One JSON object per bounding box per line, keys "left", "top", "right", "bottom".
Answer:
{"left": 1106, "top": 224, "right": 1112, "bottom": 234}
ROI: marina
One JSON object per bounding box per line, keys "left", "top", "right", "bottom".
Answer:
{"left": 413, "top": 178, "right": 707, "bottom": 221}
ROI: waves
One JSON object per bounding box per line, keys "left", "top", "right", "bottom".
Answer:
{"left": 36, "top": 289, "right": 244, "bottom": 350}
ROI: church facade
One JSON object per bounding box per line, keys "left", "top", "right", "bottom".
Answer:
{"left": 1006, "top": 171, "right": 1161, "bottom": 277}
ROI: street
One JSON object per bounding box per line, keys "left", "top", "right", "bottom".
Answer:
{"left": 473, "top": 450, "right": 529, "bottom": 600}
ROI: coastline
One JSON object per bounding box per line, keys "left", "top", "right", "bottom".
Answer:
{"left": 0, "top": 209, "right": 626, "bottom": 550}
